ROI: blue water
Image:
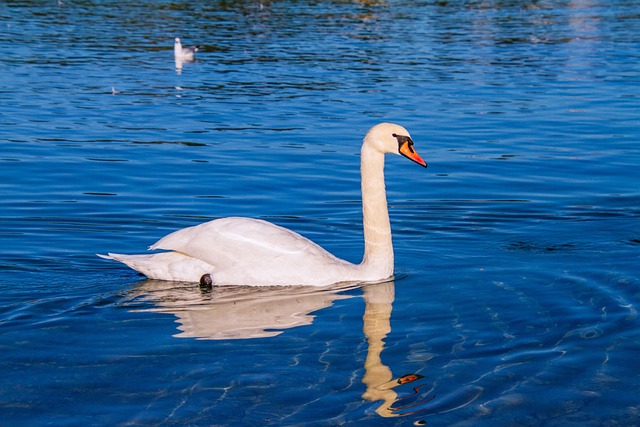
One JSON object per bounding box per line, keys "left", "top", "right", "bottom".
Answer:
{"left": 1, "top": 0, "right": 639, "bottom": 425}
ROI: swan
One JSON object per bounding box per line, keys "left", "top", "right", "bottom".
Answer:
{"left": 174, "top": 37, "right": 200, "bottom": 61}
{"left": 99, "top": 123, "right": 427, "bottom": 286}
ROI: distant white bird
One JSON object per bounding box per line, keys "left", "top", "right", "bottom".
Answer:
{"left": 174, "top": 37, "right": 200, "bottom": 61}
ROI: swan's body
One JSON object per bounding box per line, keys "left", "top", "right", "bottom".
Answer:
{"left": 174, "top": 37, "right": 199, "bottom": 61}
{"left": 100, "top": 123, "right": 427, "bottom": 286}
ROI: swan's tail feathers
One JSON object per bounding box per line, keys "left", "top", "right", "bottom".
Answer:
{"left": 97, "top": 252, "right": 215, "bottom": 283}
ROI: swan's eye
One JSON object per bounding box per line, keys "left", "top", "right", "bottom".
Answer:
{"left": 393, "top": 134, "right": 414, "bottom": 152}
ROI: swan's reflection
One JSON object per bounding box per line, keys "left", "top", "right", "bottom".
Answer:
{"left": 125, "top": 279, "right": 436, "bottom": 417}
{"left": 126, "top": 280, "right": 354, "bottom": 339}
{"left": 361, "top": 282, "right": 435, "bottom": 418}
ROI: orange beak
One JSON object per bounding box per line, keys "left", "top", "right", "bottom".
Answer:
{"left": 399, "top": 140, "right": 427, "bottom": 168}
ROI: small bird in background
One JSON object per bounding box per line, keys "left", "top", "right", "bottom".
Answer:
{"left": 174, "top": 37, "right": 200, "bottom": 61}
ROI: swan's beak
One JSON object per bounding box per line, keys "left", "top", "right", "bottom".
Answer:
{"left": 399, "top": 140, "right": 427, "bottom": 168}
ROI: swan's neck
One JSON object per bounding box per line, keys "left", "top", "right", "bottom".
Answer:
{"left": 360, "top": 144, "right": 393, "bottom": 277}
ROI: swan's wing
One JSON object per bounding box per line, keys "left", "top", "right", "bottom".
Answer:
{"left": 150, "top": 217, "right": 351, "bottom": 285}
{"left": 99, "top": 252, "right": 214, "bottom": 282}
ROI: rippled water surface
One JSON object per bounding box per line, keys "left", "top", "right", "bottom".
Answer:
{"left": 1, "top": 1, "right": 639, "bottom": 425}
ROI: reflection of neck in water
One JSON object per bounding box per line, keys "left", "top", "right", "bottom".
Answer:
{"left": 361, "top": 281, "right": 399, "bottom": 417}
{"left": 361, "top": 282, "right": 434, "bottom": 418}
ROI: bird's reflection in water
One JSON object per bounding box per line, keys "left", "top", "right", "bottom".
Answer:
{"left": 125, "top": 279, "right": 355, "bottom": 339}
{"left": 123, "top": 279, "right": 439, "bottom": 419}
{"left": 361, "top": 282, "right": 436, "bottom": 419}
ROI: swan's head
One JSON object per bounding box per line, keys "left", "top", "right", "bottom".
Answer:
{"left": 175, "top": 37, "right": 181, "bottom": 44}
{"left": 364, "top": 123, "right": 427, "bottom": 168}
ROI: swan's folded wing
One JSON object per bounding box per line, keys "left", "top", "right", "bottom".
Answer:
{"left": 149, "top": 217, "right": 352, "bottom": 285}
{"left": 100, "top": 252, "right": 214, "bottom": 282}
{"left": 151, "top": 217, "right": 338, "bottom": 262}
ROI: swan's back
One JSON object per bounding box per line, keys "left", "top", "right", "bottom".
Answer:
{"left": 151, "top": 217, "right": 355, "bottom": 286}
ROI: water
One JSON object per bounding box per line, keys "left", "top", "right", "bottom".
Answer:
{"left": 1, "top": 0, "right": 639, "bottom": 425}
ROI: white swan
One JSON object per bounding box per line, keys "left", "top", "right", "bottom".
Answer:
{"left": 174, "top": 37, "right": 200, "bottom": 61}
{"left": 99, "top": 123, "right": 427, "bottom": 286}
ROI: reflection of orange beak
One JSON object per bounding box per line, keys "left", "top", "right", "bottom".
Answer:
{"left": 396, "top": 373, "right": 425, "bottom": 385}
{"left": 399, "top": 141, "right": 427, "bottom": 168}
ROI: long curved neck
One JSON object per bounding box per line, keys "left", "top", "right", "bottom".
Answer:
{"left": 360, "top": 143, "right": 394, "bottom": 277}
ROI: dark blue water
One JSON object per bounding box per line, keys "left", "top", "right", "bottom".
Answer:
{"left": 1, "top": 1, "right": 639, "bottom": 425}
